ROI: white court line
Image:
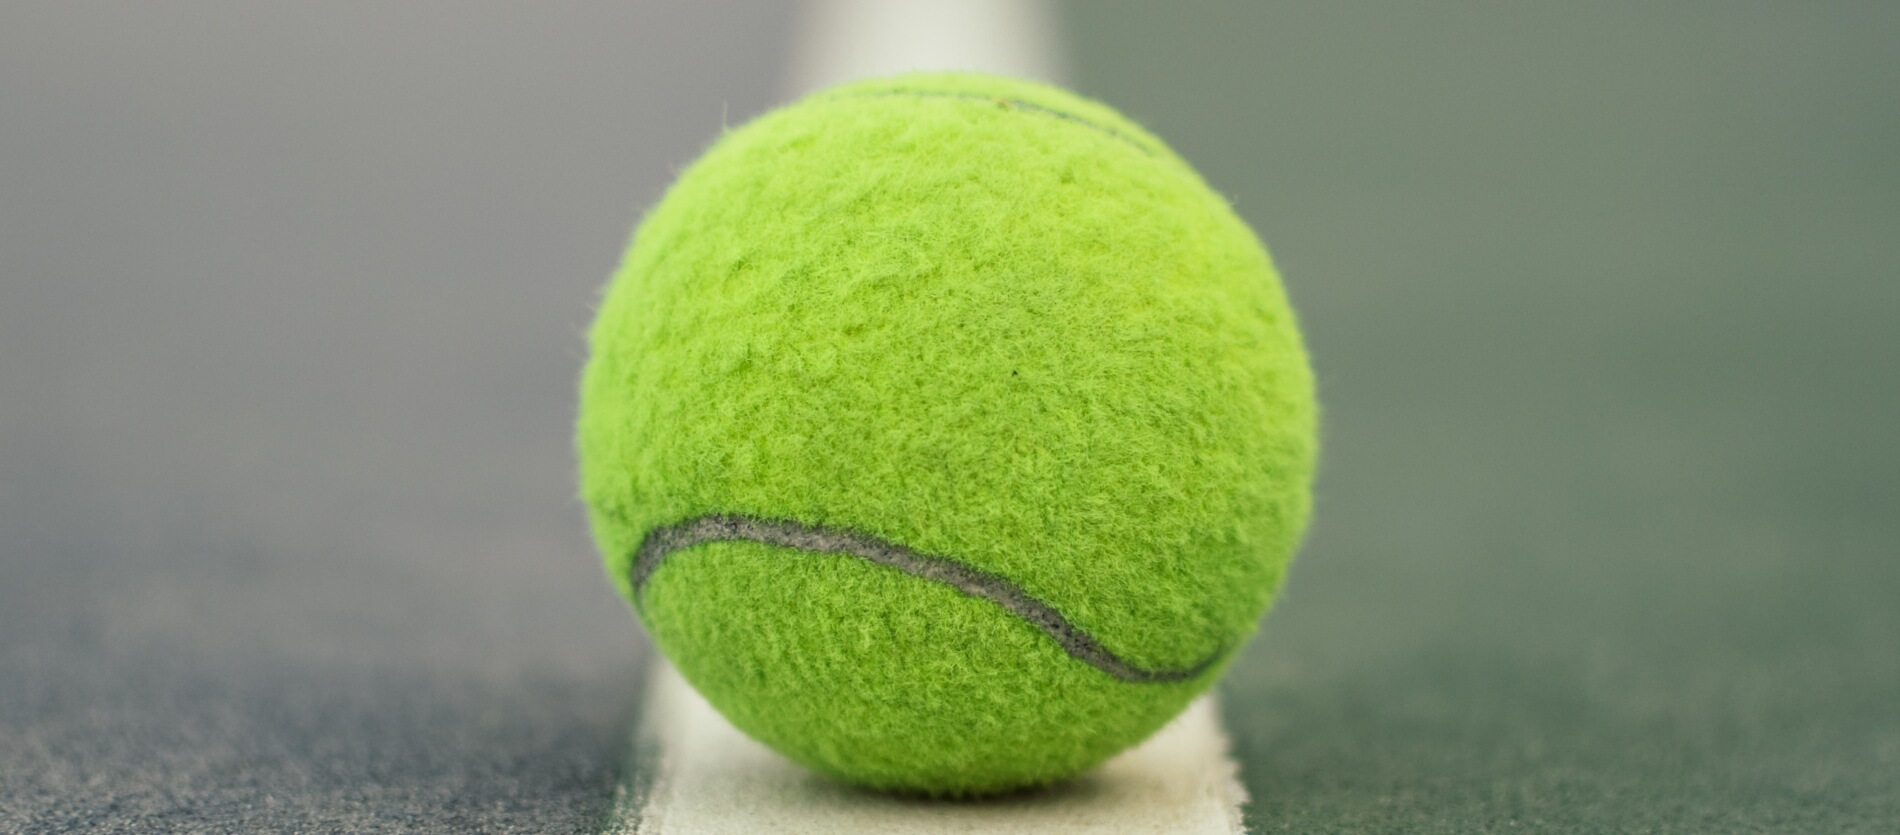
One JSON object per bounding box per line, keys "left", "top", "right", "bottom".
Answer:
{"left": 608, "top": 1, "right": 1249, "bottom": 830}
{"left": 787, "top": 0, "right": 1067, "bottom": 95}
{"left": 610, "top": 661, "right": 1248, "bottom": 835}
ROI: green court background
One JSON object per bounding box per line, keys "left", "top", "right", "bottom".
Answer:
{"left": 1066, "top": 3, "right": 1898, "bottom": 831}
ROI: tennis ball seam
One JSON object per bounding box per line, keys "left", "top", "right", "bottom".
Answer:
{"left": 826, "top": 89, "right": 1160, "bottom": 157}
{"left": 630, "top": 513, "right": 1225, "bottom": 683}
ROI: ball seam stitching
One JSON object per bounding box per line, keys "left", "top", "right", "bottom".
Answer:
{"left": 629, "top": 513, "right": 1222, "bottom": 684}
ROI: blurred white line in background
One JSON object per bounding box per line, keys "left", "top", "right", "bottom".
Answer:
{"left": 788, "top": 0, "right": 1067, "bottom": 96}
{"left": 613, "top": 2, "right": 1246, "bottom": 832}
{"left": 615, "top": 3, "right": 1246, "bottom": 833}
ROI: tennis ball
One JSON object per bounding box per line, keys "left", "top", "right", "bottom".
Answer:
{"left": 579, "top": 72, "right": 1316, "bottom": 796}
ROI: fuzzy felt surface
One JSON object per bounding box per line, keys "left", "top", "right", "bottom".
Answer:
{"left": 578, "top": 72, "right": 1317, "bottom": 795}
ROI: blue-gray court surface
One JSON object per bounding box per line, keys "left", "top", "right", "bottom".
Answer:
{"left": 3, "top": 3, "right": 1897, "bottom": 832}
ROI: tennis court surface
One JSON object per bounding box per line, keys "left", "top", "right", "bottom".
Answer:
{"left": 4, "top": 3, "right": 1896, "bottom": 832}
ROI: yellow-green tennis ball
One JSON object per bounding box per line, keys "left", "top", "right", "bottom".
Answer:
{"left": 578, "top": 72, "right": 1317, "bottom": 796}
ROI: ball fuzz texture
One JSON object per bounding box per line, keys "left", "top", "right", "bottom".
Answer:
{"left": 579, "top": 73, "right": 1317, "bottom": 796}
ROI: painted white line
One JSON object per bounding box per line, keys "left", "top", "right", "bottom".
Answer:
{"left": 612, "top": 661, "right": 1248, "bottom": 835}
{"left": 787, "top": 0, "right": 1067, "bottom": 95}
{"left": 608, "top": 3, "right": 1249, "bottom": 831}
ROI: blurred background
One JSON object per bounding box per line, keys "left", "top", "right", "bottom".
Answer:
{"left": 2, "top": 2, "right": 1895, "bottom": 832}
